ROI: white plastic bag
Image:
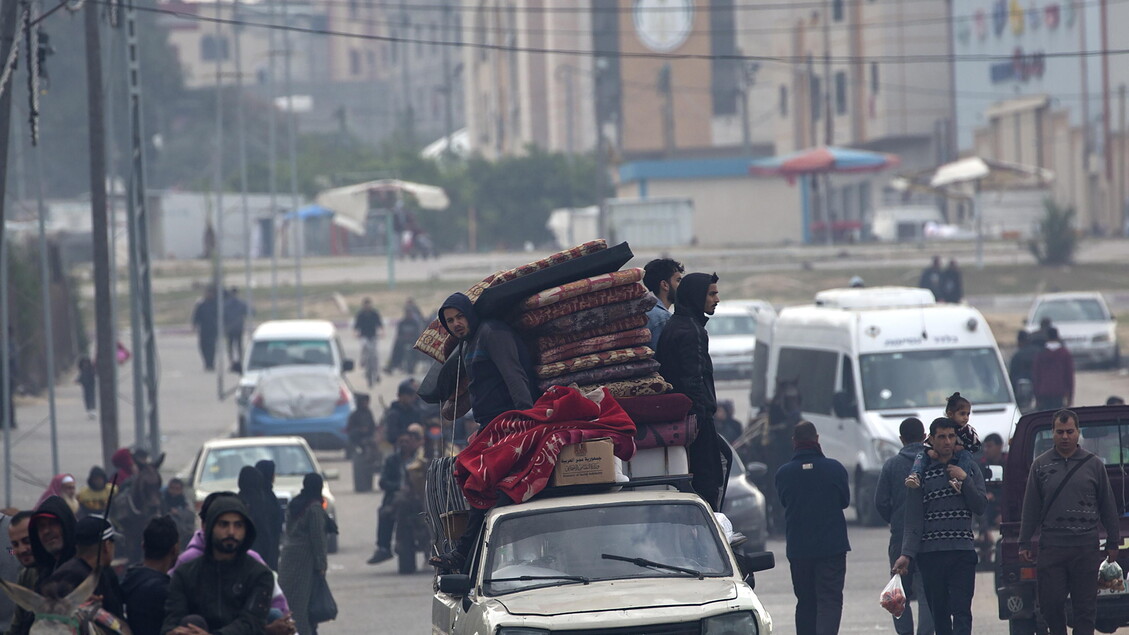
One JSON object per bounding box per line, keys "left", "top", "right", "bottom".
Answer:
{"left": 1098, "top": 559, "right": 1125, "bottom": 592}
{"left": 880, "top": 574, "right": 907, "bottom": 618}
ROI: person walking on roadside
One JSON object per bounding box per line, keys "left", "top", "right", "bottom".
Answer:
{"left": 278, "top": 474, "right": 331, "bottom": 635}
{"left": 354, "top": 298, "right": 384, "bottom": 385}
{"left": 223, "top": 287, "right": 250, "bottom": 367}
{"left": 939, "top": 259, "right": 963, "bottom": 303}
{"left": 76, "top": 357, "right": 97, "bottom": 419}
{"left": 1033, "top": 327, "right": 1075, "bottom": 411}
{"left": 875, "top": 418, "right": 935, "bottom": 635}
{"left": 642, "top": 258, "right": 683, "bottom": 352}
{"left": 918, "top": 256, "right": 944, "bottom": 301}
{"left": 238, "top": 465, "right": 281, "bottom": 571}
{"left": 367, "top": 425, "right": 425, "bottom": 565}
{"left": 894, "top": 417, "right": 987, "bottom": 635}
{"left": 1019, "top": 409, "right": 1119, "bottom": 635}
{"left": 657, "top": 272, "right": 724, "bottom": 510}
{"left": 775, "top": 421, "right": 850, "bottom": 635}
{"left": 191, "top": 286, "right": 219, "bottom": 371}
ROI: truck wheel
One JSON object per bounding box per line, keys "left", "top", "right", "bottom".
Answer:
{"left": 854, "top": 471, "right": 883, "bottom": 527}
{"left": 353, "top": 456, "right": 373, "bottom": 492}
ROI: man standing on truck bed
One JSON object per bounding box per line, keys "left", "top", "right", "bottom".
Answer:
{"left": 894, "top": 417, "right": 986, "bottom": 635}
{"left": 657, "top": 272, "right": 723, "bottom": 511}
{"left": 1019, "top": 409, "right": 1119, "bottom": 635}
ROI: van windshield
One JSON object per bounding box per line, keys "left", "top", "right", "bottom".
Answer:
{"left": 246, "top": 339, "right": 335, "bottom": 370}
{"left": 859, "top": 347, "right": 1011, "bottom": 410}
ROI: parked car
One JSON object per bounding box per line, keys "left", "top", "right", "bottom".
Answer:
{"left": 1025, "top": 292, "right": 1120, "bottom": 368}
{"left": 997, "top": 404, "right": 1129, "bottom": 634}
{"left": 432, "top": 488, "right": 775, "bottom": 634}
{"left": 236, "top": 320, "right": 354, "bottom": 436}
{"left": 705, "top": 304, "right": 761, "bottom": 380}
{"left": 179, "top": 436, "right": 340, "bottom": 553}
{"left": 245, "top": 366, "right": 354, "bottom": 449}
{"left": 722, "top": 440, "right": 768, "bottom": 552}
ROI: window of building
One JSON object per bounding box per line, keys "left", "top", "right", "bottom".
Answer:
{"left": 779, "top": 85, "right": 788, "bottom": 117}
{"left": 832, "top": 0, "right": 844, "bottom": 21}
{"left": 871, "top": 62, "right": 879, "bottom": 94}
{"left": 835, "top": 71, "right": 847, "bottom": 115}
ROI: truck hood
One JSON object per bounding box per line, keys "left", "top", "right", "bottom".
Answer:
{"left": 495, "top": 578, "right": 737, "bottom": 616}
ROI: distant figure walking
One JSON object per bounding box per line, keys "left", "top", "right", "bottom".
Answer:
{"left": 939, "top": 259, "right": 963, "bottom": 303}
{"left": 279, "top": 473, "right": 330, "bottom": 635}
{"left": 191, "top": 286, "right": 219, "bottom": 371}
{"left": 918, "top": 256, "right": 944, "bottom": 301}
{"left": 76, "top": 357, "right": 97, "bottom": 418}
{"left": 224, "top": 287, "right": 250, "bottom": 366}
{"left": 1032, "top": 327, "right": 1075, "bottom": 411}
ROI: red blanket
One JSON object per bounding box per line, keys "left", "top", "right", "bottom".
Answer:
{"left": 455, "top": 385, "right": 637, "bottom": 509}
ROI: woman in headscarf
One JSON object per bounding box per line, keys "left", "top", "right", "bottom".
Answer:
{"left": 76, "top": 466, "right": 116, "bottom": 518}
{"left": 238, "top": 465, "right": 280, "bottom": 570}
{"left": 278, "top": 473, "right": 329, "bottom": 635}
{"left": 37, "top": 473, "right": 79, "bottom": 515}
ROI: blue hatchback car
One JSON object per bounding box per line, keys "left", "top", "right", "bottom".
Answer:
{"left": 245, "top": 366, "right": 354, "bottom": 449}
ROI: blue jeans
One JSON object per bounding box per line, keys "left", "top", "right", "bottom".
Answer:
{"left": 917, "top": 550, "right": 977, "bottom": 635}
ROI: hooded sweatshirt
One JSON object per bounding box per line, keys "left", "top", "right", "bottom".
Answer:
{"left": 656, "top": 273, "right": 717, "bottom": 419}
{"left": 28, "top": 495, "right": 77, "bottom": 585}
{"left": 170, "top": 531, "right": 289, "bottom": 613}
{"left": 439, "top": 292, "right": 536, "bottom": 425}
{"left": 161, "top": 497, "right": 274, "bottom": 635}
{"left": 77, "top": 467, "right": 115, "bottom": 516}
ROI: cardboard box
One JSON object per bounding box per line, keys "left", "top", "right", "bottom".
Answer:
{"left": 551, "top": 438, "right": 616, "bottom": 486}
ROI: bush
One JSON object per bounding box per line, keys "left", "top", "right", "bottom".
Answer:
{"left": 1028, "top": 199, "right": 1077, "bottom": 265}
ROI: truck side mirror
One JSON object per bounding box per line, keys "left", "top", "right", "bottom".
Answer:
{"left": 342, "top": 359, "right": 355, "bottom": 372}
{"left": 438, "top": 574, "right": 472, "bottom": 596}
{"left": 832, "top": 391, "right": 858, "bottom": 419}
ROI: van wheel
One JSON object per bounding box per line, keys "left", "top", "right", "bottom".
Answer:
{"left": 854, "top": 471, "right": 883, "bottom": 527}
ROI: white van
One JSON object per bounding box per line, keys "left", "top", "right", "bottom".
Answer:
{"left": 764, "top": 286, "right": 1019, "bottom": 524}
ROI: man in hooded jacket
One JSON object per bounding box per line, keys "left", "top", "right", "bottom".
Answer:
{"left": 656, "top": 272, "right": 724, "bottom": 510}
{"left": 437, "top": 292, "right": 536, "bottom": 427}
{"left": 8, "top": 496, "right": 78, "bottom": 635}
{"left": 161, "top": 496, "right": 274, "bottom": 635}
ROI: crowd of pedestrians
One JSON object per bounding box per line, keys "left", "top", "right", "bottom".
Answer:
{"left": 1, "top": 447, "right": 333, "bottom": 635}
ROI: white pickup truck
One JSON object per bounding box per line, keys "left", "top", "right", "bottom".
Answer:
{"left": 431, "top": 483, "right": 775, "bottom": 634}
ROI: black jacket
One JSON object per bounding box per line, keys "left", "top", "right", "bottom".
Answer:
{"left": 775, "top": 446, "right": 851, "bottom": 560}
{"left": 42, "top": 556, "right": 125, "bottom": 621}
{"left": 161, "top": 497, "right": 274, "bottom": 635}
{"left": 656, "top": 273, "right": 717, "bottom": 420}
{"left": 121, "top": 565, "right": 170, "bottom": 635}
{"left": 28, "top": 495, "right": 78, "bottom": 586}
{"left": 439, "top": 292, "right": 536, "bottom": 425}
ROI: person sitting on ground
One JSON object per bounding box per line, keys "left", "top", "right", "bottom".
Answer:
{"left": 161, "top": 496, "right": 276, "bottom": 635}
{"left": 121, "top": 515, "right": 181, "bottom": 635}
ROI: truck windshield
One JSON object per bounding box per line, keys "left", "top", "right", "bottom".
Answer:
{"left": 482, "top": 502, "right": 730, "bottom": 596}
{"left": 1032, "top": 421, "right": 1129, "bottom": 465}
{"left": 859, "top": 347, "right": 1011, "bottom": 410}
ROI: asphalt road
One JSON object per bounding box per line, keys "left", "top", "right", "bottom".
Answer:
{"left": 2, "top": 330, "right": 1127, "bottom": 632}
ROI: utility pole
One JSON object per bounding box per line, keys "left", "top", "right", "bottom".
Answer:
{"left": 266, "top": 0, "right": 279, "bottom": 318}
{"left": 0, "top": 0, "right": 18, "bottom": 243}
{"left": 212, "top": 3, "right": 226, "bottom": 399}
{"left": 658, "top": 63, "right": 674, "bottom": 157}
{"left": 822, "top": 1, "right": 834, "bottom": 246}
{"left": 441, "top": 0, "right": 454, "bottom": 157}
{"left": 86, "top": 0, "right": 119, "bottom": 468}
{"left": 123, "top": 0, "right": 160, "bottom": 453}
{"left": 233, "top": 0, "right": 253, "bottom": 327}
{"left": 400, "top": 3, "right": 414, "bottom": 144}
{"left": 1120, "top": 84, "right": 1126, "bottom": 235}
{"left": 594, "top": 57, "right": 609, "bottom": 238}
{"left": 1079, "top": 2, "right": 1094, "bottom": 228}
{"left": 281, "top": 0, "right": 302, "bottom": 317}
{"left": 1, "top": 0, "right": 20, "bottom": 507}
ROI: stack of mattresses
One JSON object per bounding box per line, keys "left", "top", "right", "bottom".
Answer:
{"left": 512, "top": 267, "right": 672, "bottom": 398}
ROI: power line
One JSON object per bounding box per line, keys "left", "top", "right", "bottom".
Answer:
{"left": 108, "top": 1, "right": 1129, "bottom": 67}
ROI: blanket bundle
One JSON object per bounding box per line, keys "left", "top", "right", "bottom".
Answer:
{"left": 455, "top": 385, "right": 637, "bottom": 508}
{"left": 508, "top": 269, "right": 668, "bottom": 395}
{"left": 616, "top": 393, "right": 699, "bottom": 451}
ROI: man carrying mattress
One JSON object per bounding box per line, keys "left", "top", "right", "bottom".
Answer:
{"left": 657, "top": 272, "right": 724, "bottom": 511}
{"left": 437, "top": 292, "right": 537, "bottom": 428}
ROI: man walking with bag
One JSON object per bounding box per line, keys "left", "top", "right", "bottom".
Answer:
{"left": 1019, "top": 409, "right": 1119, "bottom": 635}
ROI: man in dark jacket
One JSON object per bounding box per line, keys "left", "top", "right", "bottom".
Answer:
{"left": 4, "top": 510, "right": 35, "bottom": 635}
{"left": 122, "top": 516, "right": 180, "bottom": 635}
{"left": 939, "top": 259, "right": 962, "bottom": 303}
{"left": 161, "top": 496, "right": 274, "bottom": 635}
{"left": 1032, "top": 327, "right": 1075, "bottom": 410}
{"left": 40, "top": 516, "right": 125, "bottom": 621}
{"left": 1009, "top": 330, "right": 1040, "bottom": 406}
{"left": 656, "top": 272, "right": 723, "bottom": 510}
{"left": 367, "top": 424, "right": 425, "bottom": 565}
{"left": 27, "top": 496, "right": 77, "bottom": 591}
{"left": 775, "top": 421, "right": 850, "bottom": 635}
{"left": 874, "top": 418, "right": 934, "bottom": 635}
{"left": 383, "top": 379, "right": 427, "bottom": 445}
{"left": 918, "top": 256, "right": 943, "bottom": 300}
{"left": 191, "top": 287, "right": 219, "bottom": 371}
{"left": 439, "top": 292, "right": 535, "bottom": 427}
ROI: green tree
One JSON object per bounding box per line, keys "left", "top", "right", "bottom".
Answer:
{"left": 1028, "top": 199, "right": 1078, "bottom": 265}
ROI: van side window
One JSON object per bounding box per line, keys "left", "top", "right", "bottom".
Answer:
{"left": 840, "top": 356, "right": 857, "bottom": 407}
{"left": 777, "top": 347, "right": 837, "bottom": 415}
